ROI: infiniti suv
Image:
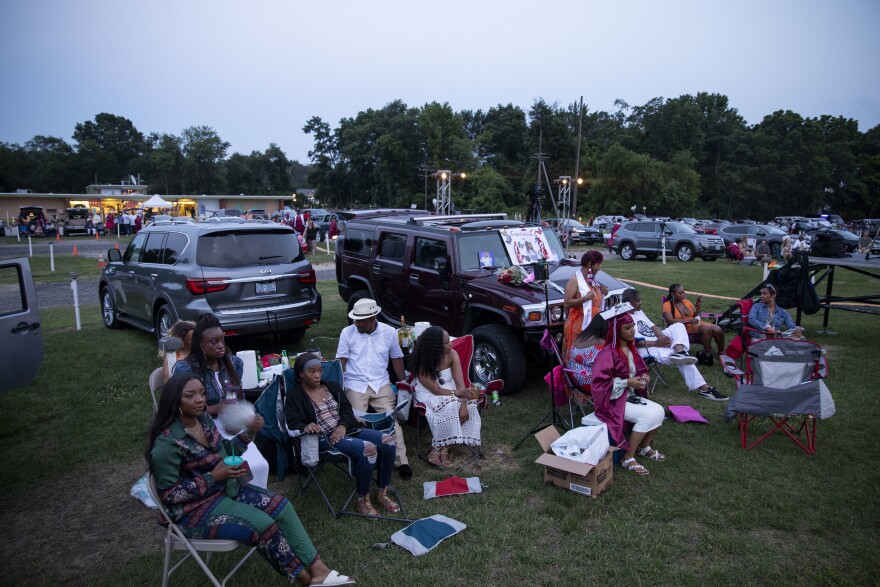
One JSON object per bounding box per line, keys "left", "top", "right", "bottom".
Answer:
{"left": 99, "top": 218, "right": 321, "bottom": 344}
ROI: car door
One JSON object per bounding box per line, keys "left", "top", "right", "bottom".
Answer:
{"left": 407, "top": 236, "right": 454, "bottom": 330}
{"left": 128, "top": 232, "right": 170, "bottom": 323}
{"left": 117, "top": 232, "right": 148, "bottom": 320}
{"left": 372, "top": 231, "right": 408, "bottom": 320}
{"left": 0, "top": 258, "right": 43, "bottom": 392}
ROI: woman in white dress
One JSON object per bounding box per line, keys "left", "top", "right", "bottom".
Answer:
{"left": 408, "top": 327, "right": 481, "bottom": 468}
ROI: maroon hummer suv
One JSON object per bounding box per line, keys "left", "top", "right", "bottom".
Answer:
{"left": 335, "top": 213, "right": 627, "bottom": 393}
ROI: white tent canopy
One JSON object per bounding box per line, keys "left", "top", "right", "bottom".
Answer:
{"left": 142, "top": 195, "right": 172, "bottom": 208}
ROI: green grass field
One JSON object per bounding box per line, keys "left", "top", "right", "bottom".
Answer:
{"left": 1, "top": 252, "right": 877, "bottom": 586}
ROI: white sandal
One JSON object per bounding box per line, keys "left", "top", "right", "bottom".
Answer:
{"left": 621, "top": 457, "right": 649, "bottom": 476}
{"left": 638, "top": 446, "right": 666, "bottom": 461}
{"left": 311, "top": 570, "right": 357, "bottom": 586}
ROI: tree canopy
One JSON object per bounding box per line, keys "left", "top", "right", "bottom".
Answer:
{"left": 1, "top": 98, "right": 878, "bottom": 219}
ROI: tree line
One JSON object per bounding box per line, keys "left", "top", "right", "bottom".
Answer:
{"left": 305, "top": 94, "right": 880, "bottom": 220}
{"left": 0, "top": 113, "right": 311, "bottom": 197}
{"left": 2, "top": 95, "right": 878, "bottom": 220}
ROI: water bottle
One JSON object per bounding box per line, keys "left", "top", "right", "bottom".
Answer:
{"left": 281, "top": 350, "right": 289, "bottom": 369}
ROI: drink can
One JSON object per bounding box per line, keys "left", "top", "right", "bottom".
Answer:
{"left": 490, "top": 390, "right": 501, "bottom": 405}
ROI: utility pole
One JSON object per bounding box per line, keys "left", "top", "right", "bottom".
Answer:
{"left": 572, "top": 96, "right": 584, "bottom": 220}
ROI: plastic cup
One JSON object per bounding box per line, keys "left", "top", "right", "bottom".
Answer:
{"left": 224, "top": 455, "right": 244, "bottom": 468}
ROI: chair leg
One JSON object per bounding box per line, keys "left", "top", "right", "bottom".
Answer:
{"left": 450, "top": 444, "right": 483, "bottom": 477}
{"left": 162, "top": 530, "right": 173, "bottom": 587}
{"left": 221, "top": 547, "right": 258, "bottom": 587}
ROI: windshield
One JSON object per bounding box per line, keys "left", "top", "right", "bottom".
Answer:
{"left": 759, "top": 225, "right": 787, "bottom": 235}
{"left": 666, "top": 221, "right": 697, "bottom": 234}
{"left": 564, "top": 219, "right": 587, "bottom": 229}
{"left": 458, "top": 228, "right": 566, "bottom": 271}
{"left": 197, "top": 230, "right": 303, "bottom": 267}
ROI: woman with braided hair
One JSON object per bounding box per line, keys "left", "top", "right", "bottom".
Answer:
{"left": 409, "top": 327, "right": 481, "bottom": 468}
{"left": 173, "top": 312, "right": 270, "bottom": 488}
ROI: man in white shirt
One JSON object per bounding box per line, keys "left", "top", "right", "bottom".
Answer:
{"left": 337, "top": 298, "right": 411, "bottom": 479}
{"left": 622, "top": 289, "right": 728, "bottom": 401}
{"left": 791, "top": 233, "right": 807, "bottom": 252}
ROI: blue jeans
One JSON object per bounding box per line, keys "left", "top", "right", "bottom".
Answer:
{"left": 318, "top": 428, "right": 395, "bottom": 497}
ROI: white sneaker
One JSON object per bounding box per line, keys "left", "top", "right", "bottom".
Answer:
{"left": 670, "top": 352, "right": 698, "bottom": 366}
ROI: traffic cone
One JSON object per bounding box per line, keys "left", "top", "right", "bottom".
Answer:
{"left": 95, "top": 231, "right": 99, "bottom": 240}
{"left": 55, "top": 232, "right": 60, "bottom": 241}
{"left": 115, "top": 243, "right": 119, "bottom": 250}
{"left": 72, "top": 245, "right": 78, "bottom": 256}
{"left": 98, "top": 253, "right": 105, "bottom": 268}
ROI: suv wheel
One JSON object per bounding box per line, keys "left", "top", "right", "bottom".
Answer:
{"left": 155, "top": 305, "right": 175, "bottom": 344}
{"left": 471, "top": 324, "right": 526, "bottom": 393}
{"left": 101, "top": 288, "right": 123, "bottom": 329}
{"left": 620, "top": 243, "right": 635, "bottom": 260}
{"left": 676, "top": 244, "right": 695, "bottom": 262}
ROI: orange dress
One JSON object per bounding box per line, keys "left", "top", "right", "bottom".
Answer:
{"left": 662, "top": 299, "right": 699, "bottom": 334}
{"left": 562, "top": 279, "right": 603, "bottom": 360}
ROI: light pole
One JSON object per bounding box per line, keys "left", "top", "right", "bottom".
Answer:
{"left": 432, "top": 170, "right": 466, "bottom": 215}
{"left": 555, "top": 176, "right": 584, "bottom": 221}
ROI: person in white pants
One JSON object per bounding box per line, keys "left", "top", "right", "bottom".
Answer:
{"left": 622, "top": 288, "right": 728, "bottom": 402}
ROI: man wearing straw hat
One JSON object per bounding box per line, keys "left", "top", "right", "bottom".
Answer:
{"left": 337, "top": 298, "right": 412, "bottom": 479}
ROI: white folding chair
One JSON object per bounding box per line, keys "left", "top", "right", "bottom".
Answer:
{"left": 149, "top": 367, "right": 164, "bottom": 412}
{"left": 146, "top": 473, "right": 257, "bottom": 587}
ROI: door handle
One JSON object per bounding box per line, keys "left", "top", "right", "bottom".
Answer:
{"left": 150, "top": 273, "right": 158, "bottom": 279}
{"left": 371, "top": 264, "right": 381, "bottom": 275}
{"left": 11, "top": 321, "right": 40, "bottom": 334}
{"left": 409, "top": 273, "right": 419, "bottom": 284}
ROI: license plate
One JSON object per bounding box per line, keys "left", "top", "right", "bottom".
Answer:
{"left": 255, "top": 281, "right": 276, "bottom": 295}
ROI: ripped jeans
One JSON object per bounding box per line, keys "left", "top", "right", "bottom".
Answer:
{"left": 318, "top": 428, "right": 395, "bottom": 497}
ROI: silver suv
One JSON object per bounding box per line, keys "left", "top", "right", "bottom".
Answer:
{"left": 99, "top": 218, "right": 322, "bottom": 344}
{"left": 612, "top": 220, "right": 726, "bottom": 262}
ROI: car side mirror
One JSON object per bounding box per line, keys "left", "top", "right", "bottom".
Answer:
{"left": 108, "top": 248, "right": 121, "bottom": 262}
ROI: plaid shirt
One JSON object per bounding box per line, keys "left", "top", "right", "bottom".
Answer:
{"left": 311, "top": 392, "right": 341, "bottom": 436}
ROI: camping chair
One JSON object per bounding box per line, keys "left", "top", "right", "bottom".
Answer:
{"left": 146, "top": 473, "right": 257, "bottom": 587}
{"left": 722, "top": 338, "right": 833, "bottom": 454}
{"left": 399, "top": 335, "right": 501, "bottom": 476}
{"left": 149, "top": 367, "right": 164, "bottom": 412}
{"left": 542, "top": 329, "right": 593, "bottom": 428}
{"left": 634, "top": 340, "right": 671, "bottom": 396}
{"left": 252, "top": 373, "right": 293, "bottom": 481}
{"left": 293, "top": 360, "right": 411, "bottom": 522}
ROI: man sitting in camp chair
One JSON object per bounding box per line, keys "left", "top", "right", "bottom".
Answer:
{"left": 623, "top": 289, "right": 728, "bottom": 402}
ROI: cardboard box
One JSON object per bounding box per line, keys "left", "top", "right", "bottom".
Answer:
{"left": 534, "top": 425, "right": 615, "bottom": 499}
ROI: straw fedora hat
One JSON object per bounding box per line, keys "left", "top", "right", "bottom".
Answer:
{"left": 348, "top": 298, "right": 381, "bottom": 320}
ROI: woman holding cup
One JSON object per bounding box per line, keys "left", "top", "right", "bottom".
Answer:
{"left": 408, "top": 327, "right": 481, "bottom": 468}
{"left": 173, "top": 313, "right": 269, "bottom": 488}
{"left": 148, "top": 373, "right": 356, "bottom": 586}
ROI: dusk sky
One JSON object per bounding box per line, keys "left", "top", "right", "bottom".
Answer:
{"left": 1, "top": 0, "right": 878, "bottom": 164}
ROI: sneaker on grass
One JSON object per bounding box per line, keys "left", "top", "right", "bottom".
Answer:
{"left": 698, "top": 386, "right": 728, "bottom": 401}
{"left": 670, "top": 352, "right": 698, "bottom": 366}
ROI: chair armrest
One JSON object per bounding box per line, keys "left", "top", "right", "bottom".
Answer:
{"left": 395, "top": 380, "right": 415, "bottom": 394}
{"left": 719, "top": 354, "right": 745, "bottom": 383}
